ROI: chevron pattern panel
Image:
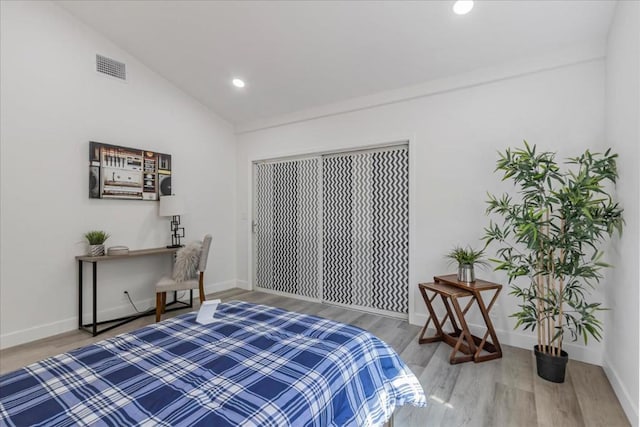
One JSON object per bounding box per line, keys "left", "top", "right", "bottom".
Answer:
{"left": 371, "top": 148, "right": 409, "bottom": 313}
{"left": 322, "top": 155, "right": 354, "bottom": 306}
{"left": 255, "top": 163, "right": 274, "bottom": 292}
{"left": 254, "top": 159, "right": 320, "bottom": 299}
{"left": 272, "top": 161, "right": 299, "bottom": 295}
{"left": 322, "top": 147, "right": 409, "bottom": 314}
{"left": 351, "top": 153, "right": 373, "bottom": 308}
{"left": 296, "top": 158, "right": 320, "bottom": 298}
{"left": 255, "top": 146, "right": 407, "bottom": 314}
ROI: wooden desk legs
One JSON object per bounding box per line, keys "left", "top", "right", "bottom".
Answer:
{"left": 78, "top": 259, "right": 194, "bottom": 337}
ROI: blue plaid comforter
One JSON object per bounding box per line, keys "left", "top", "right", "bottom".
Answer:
{"left": 0, "top": 301, "right": 426, "bottom": 426}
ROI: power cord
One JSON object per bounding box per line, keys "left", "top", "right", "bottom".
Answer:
{"left": 124, "top": 291, "right": 149, "bottom": 313}
{"left": 124, "top": 290, "right": 188, "bottom": 313}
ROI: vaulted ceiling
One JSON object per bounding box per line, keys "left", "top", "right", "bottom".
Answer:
{"left": 58, "top": 1, "right": 616, "bottom": 127}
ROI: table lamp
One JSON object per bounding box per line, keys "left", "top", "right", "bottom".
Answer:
{"left": 159, "top": 195, "right": 185, "bottom": 248}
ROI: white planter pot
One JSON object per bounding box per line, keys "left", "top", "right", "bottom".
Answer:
{"left": 88, "top": 244, "right": 105, "bottom": 257}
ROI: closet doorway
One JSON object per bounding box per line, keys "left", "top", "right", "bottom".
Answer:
{"left": 252, "top": 143, "right": 409, "bottom": 317}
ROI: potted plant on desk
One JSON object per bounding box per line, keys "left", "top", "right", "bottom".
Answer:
{"left": 84, "top": 230, "right": 110, "bottom": 257}
{"left": 484, "top": 142, "right": 623, "bottom": 383}
{"left": 446, "top": 245, "right": 489, "bottom": 283}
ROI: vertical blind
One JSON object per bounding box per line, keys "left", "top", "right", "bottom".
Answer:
{"left": 255, "top": 158, "right": 320, "bottom": 299}
{"left": 254, "top": 145, "right": 409, "bottom": 315}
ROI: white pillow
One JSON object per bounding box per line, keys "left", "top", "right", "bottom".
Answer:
{"left": 173, "top": 241, "right": 202, "bottom": 282}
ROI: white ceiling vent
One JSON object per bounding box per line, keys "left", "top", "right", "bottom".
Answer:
{"left": 96, "top": 54, "right": 126, "bottom": 80}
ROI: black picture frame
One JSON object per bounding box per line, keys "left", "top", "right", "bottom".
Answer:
{"left": 89, "top": 141, "right": 172, "bottom": 201}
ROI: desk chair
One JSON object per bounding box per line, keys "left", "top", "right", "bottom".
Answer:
{"left": 155, "top": 234, "right": 212, "bottom": 322}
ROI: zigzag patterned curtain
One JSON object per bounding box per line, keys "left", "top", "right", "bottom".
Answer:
{"left": 322, "top": 147, "right": 409, "bottom": 314}
{"left": 254, "top": 145, "right": 408, "bottom": 316}
{"left": 255, "top": 158, "right": 320, "bottom": 299}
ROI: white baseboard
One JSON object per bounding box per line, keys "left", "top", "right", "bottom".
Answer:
{"left": 603, "top": 359, "right": 639, "bottom": 426}
{"left": 0, "top": 317, "right": 78, "bottom": 350}
{"left": 0, "top": 279, "right": 244, "bottom": 350}
{"left": 412, "top": 313, "right": 603, "bottom": 365}
{"left": 1, "top": 298, "right": 163, "bottom": 350}
{"left": 235, "top": 280, "right": 250, "bottom": 290}
{"left": 205, "top": 279, "right": 249, "bottom": 294}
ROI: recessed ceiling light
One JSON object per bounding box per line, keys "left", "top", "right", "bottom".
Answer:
{"left": 453, "top": 0, "right": 474, "bottom": 15}
{"left": 232, "top": 78, "right": 245, "bottom": 88}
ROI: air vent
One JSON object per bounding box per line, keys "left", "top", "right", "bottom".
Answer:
{"left": 96, "top": 54, "right": 126, "bottom": 80}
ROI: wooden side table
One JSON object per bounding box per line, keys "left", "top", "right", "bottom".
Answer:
{"left": 418, "top": 275, "right": 503, "bottom": 363}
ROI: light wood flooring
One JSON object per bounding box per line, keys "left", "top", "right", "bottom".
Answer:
{"left": 0, "top": 288, "right": 630, "bottom": 427}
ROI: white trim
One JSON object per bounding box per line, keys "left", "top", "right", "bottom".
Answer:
{"left": 412, "top": 312, "right": 604, "bottom": 366}
{"left": 204, "top": 279, "right": 245, "bottom": 295}
{"left": 408, "top": 134, "right": 417, "bottom": 326}
{"left": 234, "top": 280, "right": 250, "bottom": 291}
{"left": 323, "top": 300, "right": 408, "bottom": 321}
{"left": 0, "top": 279, "right": 241, "bottom": 350}
{"left": 0, "top": 298, "right": 163, "bottom": 350}
{"left": 251, "top": 139, "right": 411, "bottom": 165}
{"left": 321, "top": 144, "right": 407, "bottom": 158}
{"left": 0, "top": 318, "right": 78, "bottom": 351}
{"left": 254, "top": 287, "right": 408, "bottom": 321}
{"left": 236, "top": 42, "right": 605, "bottom": 134}
{"left": 255, "top": 286, "right": 320, "bottom": 304}
{"left": 603, "top": 359, "right": 639, "bottom": 426}
{"left": 248, "top": 138, "right": 414, "bottom": 320}
{"left": 248, "top": 162, "right": 256, "bottom": 292}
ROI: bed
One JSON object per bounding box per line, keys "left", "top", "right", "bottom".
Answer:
{"left": 0, "top": 301, "right": 426, "bottom": 426}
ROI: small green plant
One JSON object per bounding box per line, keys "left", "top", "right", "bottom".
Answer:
{"left": 84, "top": 230, "right": 110, "bottom": 245}
{"left": 445, "top": 245, "right": 489, "bottom": 267}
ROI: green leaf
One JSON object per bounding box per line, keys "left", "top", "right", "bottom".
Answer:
{"left": 485, "top": 142, "right": 624, "bottom": 346}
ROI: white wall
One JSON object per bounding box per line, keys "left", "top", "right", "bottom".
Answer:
{"left": 236, "top": 56, "right": 610, "bottom": 365}
{"left": 0, "top": 1, "right": 237, "bottom": 348}
{"left": 3, "top": 5, "right": 635, "bottom": 420}
{"left": 604, "top": 1, "right": 640, "bottom": 425}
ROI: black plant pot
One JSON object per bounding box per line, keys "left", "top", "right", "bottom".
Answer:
{"left": 534, "top": 345, "right": 569, "bottom": 383}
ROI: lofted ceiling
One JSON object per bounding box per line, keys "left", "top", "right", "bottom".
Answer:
{"left": 57, "top": 1, "right": 616, "bottom": 127}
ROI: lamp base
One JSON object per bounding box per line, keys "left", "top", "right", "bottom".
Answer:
{"left": 167, "top": 215, "right": 186, "bottom": 248}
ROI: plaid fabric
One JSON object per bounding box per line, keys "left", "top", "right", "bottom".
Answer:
{"left": 0, "top": 301, "right": 426, "bottom": 426}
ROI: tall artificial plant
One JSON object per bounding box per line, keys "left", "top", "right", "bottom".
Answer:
{"left": 484, "top": 142, "right": 623, "bottom": 357}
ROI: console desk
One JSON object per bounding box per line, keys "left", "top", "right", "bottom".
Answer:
{"left": 76, "top": 247, "right": 192, "bottom": 336}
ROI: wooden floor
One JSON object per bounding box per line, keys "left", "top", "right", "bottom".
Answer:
{"left": 0, "top": 288, "right": 630, "bottom": 427}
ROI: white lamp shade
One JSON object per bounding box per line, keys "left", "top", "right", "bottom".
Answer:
{"left": 159, "top": 195, "right": 185, "bottom": 217}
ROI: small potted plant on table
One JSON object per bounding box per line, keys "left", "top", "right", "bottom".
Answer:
{"left": 84, "top": 230, "right": 110, "bottom": 257}
{"left": 446, "top": 245, "right": 488, "bottom": 283}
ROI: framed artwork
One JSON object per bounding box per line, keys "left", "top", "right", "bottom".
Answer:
{"left": 89, "top": 141, "right": 172, "bottom": 201}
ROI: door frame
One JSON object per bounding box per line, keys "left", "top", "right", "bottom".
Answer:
{"left": 247, "top": 135, "right": 418, "bottom": 324}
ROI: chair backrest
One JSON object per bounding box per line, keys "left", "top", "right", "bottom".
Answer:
{"left": 199, "top": 234, "right": 212, "bottom": 272}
